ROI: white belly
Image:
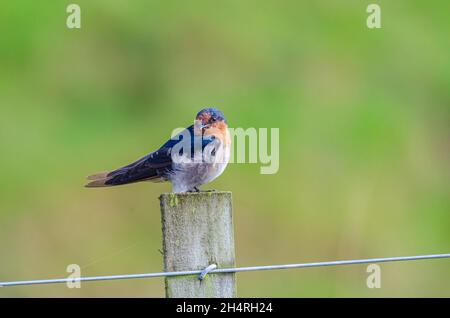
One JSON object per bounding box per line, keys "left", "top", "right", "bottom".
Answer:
{"left": 170, "top": 145, "right": 230, "bottom": 193}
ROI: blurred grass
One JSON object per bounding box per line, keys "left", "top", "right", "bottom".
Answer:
{"left": 0, "top": 0, "right": 449, "bottom": 297}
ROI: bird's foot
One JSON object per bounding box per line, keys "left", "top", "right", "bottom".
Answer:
{"left": 202, "top": 189, "right": 217, "bottom": 192}
{"left": 187, "top": 187, "right": 217, "bottom": 193}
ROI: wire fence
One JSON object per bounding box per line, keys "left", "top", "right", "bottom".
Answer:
{"left": 1, "top": 253, "right": 449, "bottom": 287}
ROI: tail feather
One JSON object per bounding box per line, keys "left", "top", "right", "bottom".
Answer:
{"left": 85, "top": 171, "right": 113, "bottom": 188}
{"left": 85, "top": 179, "right": 109, "bottom": 188}
{"left": 86, "top": 172, "right": 109, "bottom": 181}
{"left": 85, "top": 169, "right": 164, "bottom": 188}
{"left": 85, "top": 148, "right": 172, "bottom": 188}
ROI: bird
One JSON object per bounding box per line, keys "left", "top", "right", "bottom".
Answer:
{"left": 85, "top": 108, "right": 231, "bottom": 193}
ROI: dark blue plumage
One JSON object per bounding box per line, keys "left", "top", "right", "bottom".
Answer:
{"left": 103, "top": 125, "right": 216, "bottom": 186}
{"left": 86, "top": 108, "right": 231, "bottom": 192}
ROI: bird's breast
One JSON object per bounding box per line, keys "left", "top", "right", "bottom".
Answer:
{"left": 170, "top": 142, "right": 230, "bottom": 192}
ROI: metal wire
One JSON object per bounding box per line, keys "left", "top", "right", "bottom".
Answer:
{"left": 1, "top": 253, "right": 449, "bottom": 287}
{"left": 199, "top": 264, "right": 217, "bottom": 281}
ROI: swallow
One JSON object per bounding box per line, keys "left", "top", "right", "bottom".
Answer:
{"left": 86, "top": 108, "right": 231, "bottom": 193}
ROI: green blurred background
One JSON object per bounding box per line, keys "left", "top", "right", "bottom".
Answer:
{"left": 0, "top": 1, "right": 449, "bottom": 297}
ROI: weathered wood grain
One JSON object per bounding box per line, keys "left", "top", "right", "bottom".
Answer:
{"left": 160, "top": 191, "right": 236, "bottom": 298}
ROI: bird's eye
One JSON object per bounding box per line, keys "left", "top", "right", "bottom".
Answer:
{"left": 211, "top": 117, "right": 216, "bottom": 122}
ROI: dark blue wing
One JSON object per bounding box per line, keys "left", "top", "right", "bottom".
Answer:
{"left": 104, "top": 125, "right": 215, "bottom": 186}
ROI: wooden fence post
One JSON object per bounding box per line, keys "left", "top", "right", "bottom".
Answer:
{"left": 159, "top": 191, "right": 236, "bottom": 298}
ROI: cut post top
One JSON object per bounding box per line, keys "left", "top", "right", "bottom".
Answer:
{"left": 159, "top": 191, "right": 232, "bottom": 197}
{"left": 159, "top": 191, "right": 232, "bottom": 207}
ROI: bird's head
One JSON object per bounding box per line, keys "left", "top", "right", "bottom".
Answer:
{"left": 194, "top": 108, "right": 228, "bottom": 136}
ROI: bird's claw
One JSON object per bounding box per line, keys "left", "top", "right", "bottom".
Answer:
{"left": 187, "top": 187, "right": 217, "bottom": 193}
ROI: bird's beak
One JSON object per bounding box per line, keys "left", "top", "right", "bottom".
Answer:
{"left": 195, "top": 119, "right": 211, "bottom": 132}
